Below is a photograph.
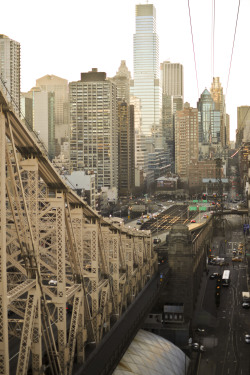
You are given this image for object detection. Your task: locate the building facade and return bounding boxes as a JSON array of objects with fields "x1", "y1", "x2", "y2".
[
  {"x1": 36, "y1": 74, "x2": 69, "y2": 126},
  {"x1": 130, "y1": 4, "x2": 161, "y2": 146},
  {"x1": 175, "y1": 107, "x2": 198, "y2": 179},
  {"x1": 236, "y1": 106, "x2": 250, "y2": 147},
  {"x1": 69, "y1": 69, "x2": 118, "y2": 190},
  {"x1": 210, "y1": 77, "x2": 228, "y2": 147},
  {"x1": 161, "y1": 61, "x2": 184, "y2": 172},
  {"x1": 161, "y1": 61, "x2": 183, "y2": 97},
  {"x1": 0, "y1": 34, "x2": 20, "y2": 115},
  {"x1": 110, "y1": 61, "x2": 135, "y2": 196},
  {"x1": 197, "y1": 89, "x2": 220, "y2": 146}
]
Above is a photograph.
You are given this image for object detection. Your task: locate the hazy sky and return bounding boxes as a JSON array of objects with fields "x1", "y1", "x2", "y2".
[{"x1": 2, "y1": 0, "x2": 249, "y2": 140}]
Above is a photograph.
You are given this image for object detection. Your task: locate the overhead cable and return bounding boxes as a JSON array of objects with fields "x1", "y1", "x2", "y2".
[
  {"x1": 187, "y1": 0, "x2": 199, "y2": 98},
  {"x1": 225, "y1": 0, "x2": 241, "y2": 96}
]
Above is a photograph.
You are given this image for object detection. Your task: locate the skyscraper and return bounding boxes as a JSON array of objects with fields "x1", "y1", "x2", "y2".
[
  {"x1": 197, "y1": 89, "x2": 220, "y2": 145},
  {"x1": 36, "y1": 74, "x2": 70, "y2": 156},
  {"x1": 210, "y1": 77, "x2": 228, "y2": 147},
  {"x1": 161, "y1": 61, "x2": 184, "y2": 97},
  {"x1": 0, "y1": 34, "x2": 20, "y2": 114},
  {"x1": 36, "y1": 74, "x2": 69, "y2": 126},
  {"x1": 161, "y1": 61, "x2": 184, "y2": 171},
  {"x1": 236, "y1": 106, "x2": 250, "y2": 147},
  {"x1": 175, "y1": 106, "x2": 198, "y2": 179},
  {"x1": 110, "y1": 61, "x2": 135, "y2": 196},
  {"x1": 131, "y1": 4, "x2": 161, "y2": 146},
  {"x1": 69, "y1": 69, "x2": 118, "y2": 190},
  {"x1": 27, "y1": 87, "x2": 56, "y2": 161}
]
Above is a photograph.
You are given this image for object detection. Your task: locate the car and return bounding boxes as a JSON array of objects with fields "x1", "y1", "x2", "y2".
[
  {"x1": 212, "y1": 202, "x2": 216, "y2": 205},
  {"x1": 210, "y1": 272, "x2": 219, "y2": 279},
  {"x1": 195, "y1": 328, "x2": 205, "y2": 333},
  {"x1": 232, "y1": 257, "x2": 242, "y2": 262},
  {"x1": 153, "y1": 238, "x2": 161, "y2": 244},
  {"x1": 190, "y1": 219, "x2": 196, "y2": 223},
  {"x1": 203, "y1": 214, "x2": 208, "y2": 218},
  {"x1": 48, "y1": 279, "x2": 57, "y2": 286},
  {"x1": 192, "y1": 343, "x2": 199, "y2": 351},
  {"x1": 245, "y1": 334, "x2": 250, "y2": 343},
  {"x1": 200, "y1": 345, "x2": 206, "y2": 352},
  {"x1": 242, "y1": 302, "x2": 250, "y2": 309}
]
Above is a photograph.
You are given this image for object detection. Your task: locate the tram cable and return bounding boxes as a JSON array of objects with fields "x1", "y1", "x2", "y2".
[
  {"x1": 225, "y1": 0, "x2": 241, "y2": 97},
  {"x1": 187, "y1": 0, "x2": 199, "y2": 99}
]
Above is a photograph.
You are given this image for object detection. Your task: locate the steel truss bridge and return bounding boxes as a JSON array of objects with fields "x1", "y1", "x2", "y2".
[{"x1": 0, "y1": 89, "x2": 158, "y2": 375}]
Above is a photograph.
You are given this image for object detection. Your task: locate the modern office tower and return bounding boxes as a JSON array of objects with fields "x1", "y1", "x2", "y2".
[
  {"x1": 210, "y1": 77, "x2": 228, "y2": 147},
  {"x1": 175, "y1": 107, "x2": 198, "y2": 179},
  {"x1": 0, "y1": 34, "x2": 20, "y2": 114},
  {"x1": 20, "y1": 93, "x2": 33, "y2": 129},
  {"x1": 197, "y1": 89, "x2": 220, "y2": 145},
  {"x1": 161, "y1": 61, "x2": 184, "y2": 172},
  {"x1": 25, "y1": 87, "x2": 55, "y2": 160},
  {"x1": 110, "y1": 61, "x2": 135, "y2": 196},
  {"x1": 161, "y1": 61, "x2": 184, "y2": 97},
  {"x1": 36, "y1": 75, "x2": 70, "y2": 154},
  {"x1": 130, "y1": 3, "x2": 161, "y2": 147},
  {"x1": 130, "y1": 95, "x2": 148, "y2": 173},
  {"x1": 36, "y1": 74, "x2": 69, "y2": 126},
  {"x1": 69, "y1": 68, "x2": 118, "y2": 190},
  {"x1": 236, "y1": 106, "x2": 250, "y2": 147}
]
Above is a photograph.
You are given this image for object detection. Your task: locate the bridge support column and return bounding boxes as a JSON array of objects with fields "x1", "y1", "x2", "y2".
[
  {"x1": 84, "y1": 221, "x2": 100, "y2": 343},
  {"x1": 51, "y1": 194, "x2": 67, "y2": 374},
  {"x1": 0, "y1": 110, "x2": 9, "y2": 374},
  {"x1": 70, "y1": 207, "x2": 87, "y2": 363},
  {"x1": 126, "y1": 236, "x2": 135, "y2": 303},
  {"x1": 20, "y1": 157, "x2": 42, "y2": 374},
  {"x1": 110, "y1": 231, "x2": 120, "y2": 315}
]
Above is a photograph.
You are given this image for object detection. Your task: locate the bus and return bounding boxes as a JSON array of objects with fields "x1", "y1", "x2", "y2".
[{"x1": 222, "y1": 270, "x2": 230, "y2": 286}]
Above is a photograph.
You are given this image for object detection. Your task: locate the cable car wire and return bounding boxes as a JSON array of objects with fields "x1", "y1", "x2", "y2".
[{"x1": 188, "y1": 0, "x2": 199, "y2": 98}]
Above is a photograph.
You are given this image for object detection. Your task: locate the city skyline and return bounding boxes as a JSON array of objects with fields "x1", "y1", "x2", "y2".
[{"x1": 1, "y1": 0, "x2": 249, "y2": 140}]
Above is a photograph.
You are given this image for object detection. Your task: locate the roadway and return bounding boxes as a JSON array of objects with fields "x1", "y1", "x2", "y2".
[{"x1": 191, "y1": 216, "x2": 250, "y2": 375}]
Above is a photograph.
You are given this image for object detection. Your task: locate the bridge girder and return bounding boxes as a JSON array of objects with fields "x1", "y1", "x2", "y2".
[{"x1": 0, "y1": 91, "x2": 157, "y2": 375}]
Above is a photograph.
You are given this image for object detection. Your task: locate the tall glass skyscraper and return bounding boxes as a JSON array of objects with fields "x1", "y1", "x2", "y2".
[
  {"x1": 130, "y1": 4, "x2": 161, "y2": 146},
  {"x1": 197, "y1": 89, "x2": 220, "y2": 145}
]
